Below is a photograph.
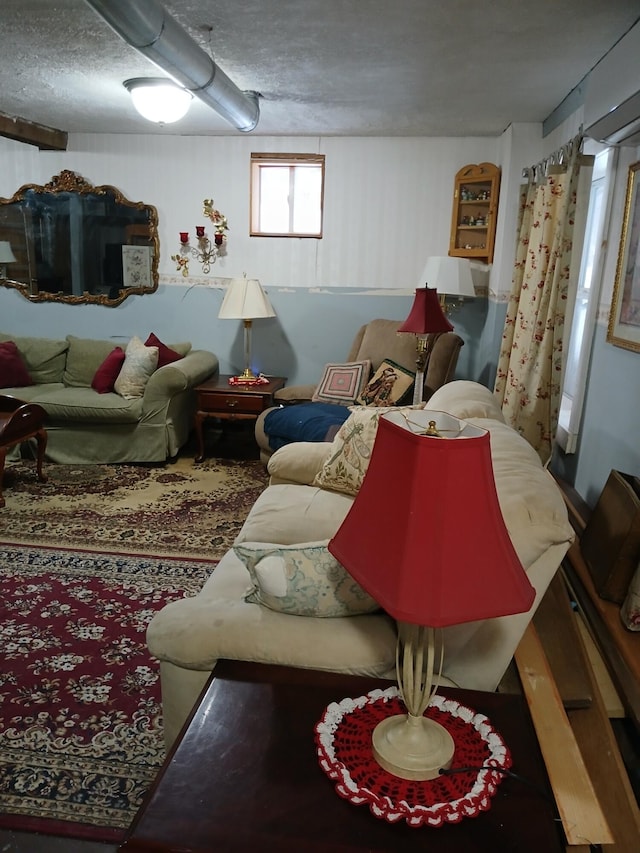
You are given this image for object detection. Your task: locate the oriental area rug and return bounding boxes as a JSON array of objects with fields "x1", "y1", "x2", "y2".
[
  {"x1": 0, "y1": 453, "x2": 269, "y2": 842},
  {"x1": 0, "y1": 454, "x2": 268, "y2": 560}
]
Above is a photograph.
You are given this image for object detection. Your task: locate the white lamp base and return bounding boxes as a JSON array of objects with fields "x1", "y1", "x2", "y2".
[{"x1": 372, "y1": 712, "x2": 455, "y2": 780}]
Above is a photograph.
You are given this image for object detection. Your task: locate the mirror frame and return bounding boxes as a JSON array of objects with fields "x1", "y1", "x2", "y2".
[{"x1": 0, "y1": 170, "x2": 159, "y2": 307}]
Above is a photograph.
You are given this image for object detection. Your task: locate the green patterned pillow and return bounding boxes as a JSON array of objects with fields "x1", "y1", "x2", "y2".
[{"x1": 234, "y1": 540, "x2": 380, "y2": 617}]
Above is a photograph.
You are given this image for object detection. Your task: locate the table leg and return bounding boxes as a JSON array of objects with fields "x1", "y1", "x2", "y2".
[
  {"x1": 35, "y1": 428, "x2": 48, "y2": 483},
  {"x1": 0, "y1": 446, "x2": 6, "y2": 508},
  {"x1": 194, "y1": 411, "x2": 206, "y2": 463}
]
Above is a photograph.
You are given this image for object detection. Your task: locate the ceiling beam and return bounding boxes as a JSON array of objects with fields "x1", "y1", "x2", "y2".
[{"x1": 0, "y1": 111, "x2": 67, "y2": 151}]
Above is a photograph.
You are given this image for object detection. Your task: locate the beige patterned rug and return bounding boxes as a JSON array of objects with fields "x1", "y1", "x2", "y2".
[{"x1": 0, "y1": 454, "x2": 269, "y2": 560}]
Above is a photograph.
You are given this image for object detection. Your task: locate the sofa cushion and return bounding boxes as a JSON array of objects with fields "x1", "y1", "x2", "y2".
[
  {"x1": 32, "y1": 386, "x2": 143, "y2": 423},
  {"x1": 114, "y1": 336, "x2": 159, "y2": 399},
  {"x1": 428, "y1": 380, "x2": 505, "y2": 422},
  {"x1": 64, "y1": 336, "x2": 122, "y2": 387},
  {"x1": 235, "y1": 483, "x2": 354, "y2": 546},
  {"x1": 0, "y1": 332, "x2": 69, "y2": 384},
  {"x1": 91, "y1": 347, "x2": 126, "y2": 394},
  {"x1": 311, "y1": 360, "x2": 371, "y2": 406},
  {"x1": 147, "y1": 549, "x2": 398, "y2": 680},
  {"x1": 313, "y1": 404, "x2": 424, "y2": 497},
  {"x1": 356, "y1": 357, "x2": 415, "y2": 406},
  {"x1": 234, "y1": 540, "x2": 380, "y2": 617},
  {"x1": 0, "y1": 341, "x2": 33, "y2": 388},
  {"x1": 469, "y1": 416, "x2": 574, "y2": 569}
]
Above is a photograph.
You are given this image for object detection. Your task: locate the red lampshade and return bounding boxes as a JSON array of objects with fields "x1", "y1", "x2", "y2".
[
  {"x1": 328, "y1": 410, "x2": 535, "y2": 628},
  {"x1": 398, "y1": 287, "x2": 454, "y2": 335}
]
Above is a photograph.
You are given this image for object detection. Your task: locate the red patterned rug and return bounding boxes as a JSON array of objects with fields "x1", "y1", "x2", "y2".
[{"x1": 0, "y1": 543, "x2": 214, "y2": 843}]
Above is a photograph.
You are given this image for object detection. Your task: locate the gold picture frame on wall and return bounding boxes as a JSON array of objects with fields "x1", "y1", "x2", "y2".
[{"x1": 608, "y1": 160, "x2": 640, "y2": 353}]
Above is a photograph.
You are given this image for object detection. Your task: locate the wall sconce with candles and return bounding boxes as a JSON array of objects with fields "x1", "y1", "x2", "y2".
[{"x1": 171, "y1": 199, "x2": 228, "y2": 276}]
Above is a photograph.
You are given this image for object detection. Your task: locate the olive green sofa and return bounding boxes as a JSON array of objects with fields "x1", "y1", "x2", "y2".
[{"x1": 0, "y1": 332, "x2": 218, "y2": 464}]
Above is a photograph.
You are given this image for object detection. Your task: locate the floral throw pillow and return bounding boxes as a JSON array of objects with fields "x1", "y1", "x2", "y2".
[
  {"x1": 234, "y1": 540, "x2": 380, "y2": 617},
  {"x1": 313, "y1": 404, "x2": 425, "y2": 496},
  {"x1": 114, "y1": 336, "x2": 159, "y2": 399}
]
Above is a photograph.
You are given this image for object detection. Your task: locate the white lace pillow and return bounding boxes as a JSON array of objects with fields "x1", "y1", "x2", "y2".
[
  {"x1": 313, "y1": 403, "x2": 425, "y2": 496},
  {"x1": 114, "y1": 336, "x2": 159, "y2": 399},
  {"x1": 234, "y1": 540, "x2": 380, "y2": 617}
]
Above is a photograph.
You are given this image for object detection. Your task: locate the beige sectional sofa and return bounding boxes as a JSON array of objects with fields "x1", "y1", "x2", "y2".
[
  {"x1": 0, "y1": 332, "x2": 218, "y2": 463},
  {"x1": 148, "y1": 379, "x2": 575, "y2": 748}
]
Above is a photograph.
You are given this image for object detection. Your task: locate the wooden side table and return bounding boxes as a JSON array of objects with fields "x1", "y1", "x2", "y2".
[
  {"x1": 120, "y1": 661, "x2": 563, "y2": 853},
  {"x1": 0, "y1": 396, "x2": 48, "y2": 508},
  {"x1": 193, "y1": 374, "x2": 286, "y2": 462}
]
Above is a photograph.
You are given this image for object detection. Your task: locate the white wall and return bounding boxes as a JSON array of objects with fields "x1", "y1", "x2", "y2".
[
  {"x1": 1, "y1": 129, "x2": 544, "y2": 384},
  {"x1": 25, "y1": 133, "x2": 505, "y2": 290}
]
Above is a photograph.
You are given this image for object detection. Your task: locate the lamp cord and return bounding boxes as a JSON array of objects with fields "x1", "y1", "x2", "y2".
[
  {"x1": 439, "y1": 767, "x2": 604, "y2": 852},
  {"x1": 439, "y1": 764, "x2": 553, "y2": 802}
]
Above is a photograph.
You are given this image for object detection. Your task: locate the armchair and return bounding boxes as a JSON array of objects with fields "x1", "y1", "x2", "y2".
[{"x1": 255, "y1": 319, "x2": 463, "y2": 462}]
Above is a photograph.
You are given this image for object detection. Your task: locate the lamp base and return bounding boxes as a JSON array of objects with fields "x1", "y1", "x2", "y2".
[
  {"x1": 372, "y1": 711, "x2": 455, "y2": 781},
  {"x1": 233, "y1": 368, "x2": 259, "y2": 383}
]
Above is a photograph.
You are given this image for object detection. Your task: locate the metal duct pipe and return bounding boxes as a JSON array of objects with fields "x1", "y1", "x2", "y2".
[{"x1": 84, "y1": 0, "x2": 260, "y2": 132}]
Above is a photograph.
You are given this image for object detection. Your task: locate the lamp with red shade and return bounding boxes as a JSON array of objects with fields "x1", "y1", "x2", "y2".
[
  {"x1": 327, "y1": 408, "x2": 535, "y2": 782},
  {"x1": 398, "y1": 286, "x2": 453, "y2": 405}
]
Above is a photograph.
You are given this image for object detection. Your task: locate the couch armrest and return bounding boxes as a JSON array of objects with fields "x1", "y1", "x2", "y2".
[
  {"x1": 142, "y1": 350, "x2": 218, "y2": 415},
  {"x1": 267, "y1": 441, "x2": 331, "y2": 485},
  {"x1": 274, "y1": 384, "x2": 316, "y2": 404}
]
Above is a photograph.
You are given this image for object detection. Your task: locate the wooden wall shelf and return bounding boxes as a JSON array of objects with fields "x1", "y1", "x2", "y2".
[{"x1": 449, "y1": 162, "x2": 500, "y2": 264}]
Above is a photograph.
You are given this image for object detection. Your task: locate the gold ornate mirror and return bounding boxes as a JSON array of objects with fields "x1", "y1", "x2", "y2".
[{"x1": 0, "y1": 171, "x2": 159, "y2": 306}]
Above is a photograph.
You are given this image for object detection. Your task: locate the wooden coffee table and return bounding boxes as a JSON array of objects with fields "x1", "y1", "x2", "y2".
[
  {"x1": 120, "y1": 661, "x2": 564, "y2": 852},
  {"x1": 0, "y1": 396, "x2": 47, "y2": 508}
]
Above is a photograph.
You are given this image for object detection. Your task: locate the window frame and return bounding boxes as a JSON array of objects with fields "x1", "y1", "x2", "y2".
[
  {"x1": 250, "y1": 152, "x2": 325, "y2": 238},
  {"x1": 557, "y1": 145, "x2": 618, "y2": 453}
]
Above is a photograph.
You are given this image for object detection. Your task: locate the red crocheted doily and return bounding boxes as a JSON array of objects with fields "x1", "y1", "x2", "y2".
[
  {"x1": 227, "y1": 375, "x2": 269, "y2": 386},
  {"x1": 314, "y1": 686, "x2": 511, "y2": 828}
]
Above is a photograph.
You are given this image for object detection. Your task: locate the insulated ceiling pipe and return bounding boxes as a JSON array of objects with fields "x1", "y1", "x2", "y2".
[{"x1": 84, "y1": 0, "x2": 260, "y2": 132}]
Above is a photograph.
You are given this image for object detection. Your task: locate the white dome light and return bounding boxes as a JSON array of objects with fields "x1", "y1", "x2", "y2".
[{"x1": 124, "y1": 78, "x2": 192, "y2": 124}]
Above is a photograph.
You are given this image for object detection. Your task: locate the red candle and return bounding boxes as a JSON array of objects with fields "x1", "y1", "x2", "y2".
[
  {"x1": 179, "y1": 232, "x2": 189, "y2": 244},
  {"x1": 214, "y1": 233, "x2": 224, "y2": 246},
  {"x1": 196, "y1": 225, "x2": 205, "y2": 238}
]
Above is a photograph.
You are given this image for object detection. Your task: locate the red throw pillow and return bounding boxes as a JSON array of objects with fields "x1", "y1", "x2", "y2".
[
  {"x1": 0, "y1": 341, "x2": 33, "y2": 388},
  {"x1": 91, "y1": 346, "x2": 126, "y2": 394},
  {"x1": 144, "y1": 332, "x2": 182, "y2": 368}
]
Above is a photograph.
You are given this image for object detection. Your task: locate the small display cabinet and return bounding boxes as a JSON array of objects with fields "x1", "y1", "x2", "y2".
[{"x1": 449, "y1": 162, "x2": 500, "y2": 264}]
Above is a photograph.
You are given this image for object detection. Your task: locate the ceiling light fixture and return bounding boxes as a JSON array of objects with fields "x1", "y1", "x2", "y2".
[
  {"x1": 124, "y1": 78, "x2": 192, "y2": 124},
  {"x1": 85, "y1": 0, "x2": 260, "y2": 133}
]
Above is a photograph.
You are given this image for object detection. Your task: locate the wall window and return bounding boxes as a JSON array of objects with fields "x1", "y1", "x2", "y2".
[
  {"x1": 557, "y1": 145, "x2": 617, "y2": 453},
  {"x1": 250, "y1": 153, "x2": 324, "y2": 237}
]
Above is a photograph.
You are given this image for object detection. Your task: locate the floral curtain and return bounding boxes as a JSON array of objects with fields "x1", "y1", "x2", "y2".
[{"x1": 494, "y1": 136, "x2": 589, "y2": 464}]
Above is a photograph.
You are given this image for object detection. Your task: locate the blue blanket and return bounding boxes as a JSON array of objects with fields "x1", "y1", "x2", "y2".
[{"x1": 264, "y1": 402, "x2": 351, "y2": 451}]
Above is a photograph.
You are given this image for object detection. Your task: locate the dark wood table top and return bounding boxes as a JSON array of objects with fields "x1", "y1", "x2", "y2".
[{"x1": 120, "y1": 661, "x2": 564, "y2": 853}]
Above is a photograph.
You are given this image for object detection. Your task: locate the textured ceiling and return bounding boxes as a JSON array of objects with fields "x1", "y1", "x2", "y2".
[{"x1": 1, "y1": 0, "x2": 639, "y2": 137}]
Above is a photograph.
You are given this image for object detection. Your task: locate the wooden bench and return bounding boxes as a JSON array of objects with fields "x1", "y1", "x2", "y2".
[{"x1": 513, "y1": 476, "x2": 640, "y2": 851}]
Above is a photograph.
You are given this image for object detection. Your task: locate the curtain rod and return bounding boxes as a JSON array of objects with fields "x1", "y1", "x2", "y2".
[{"x1": 522, "y1": 127, "x2": 584, "y2": 182}]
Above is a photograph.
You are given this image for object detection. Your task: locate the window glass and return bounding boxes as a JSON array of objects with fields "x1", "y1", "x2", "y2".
[
  {"x1": 250, "y1": 153, "x2": 324, "y2": 237},
  {"x1": 557, "y1": 146, "x2": 617, "y2": 453}
]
